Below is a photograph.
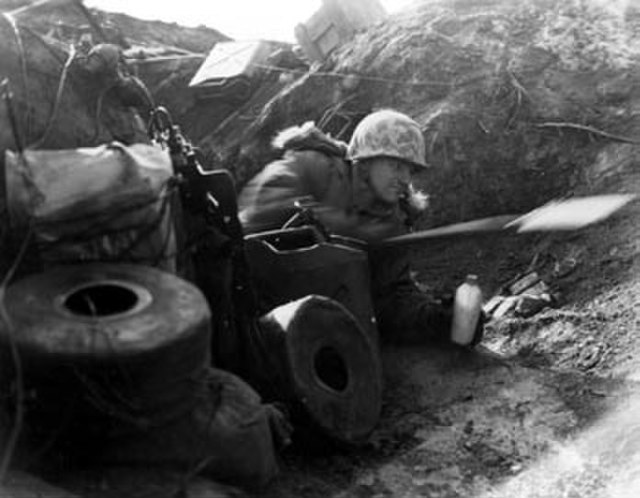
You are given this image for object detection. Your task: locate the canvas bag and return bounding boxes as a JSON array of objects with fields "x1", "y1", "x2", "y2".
[{"x1": 4, "y1": 142, "x2": 177, "y2": 272}]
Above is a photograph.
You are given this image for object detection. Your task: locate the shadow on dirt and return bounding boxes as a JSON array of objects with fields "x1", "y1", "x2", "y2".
[{"x1": 259, "y1": 344, "x2": 639, "y2": 498}]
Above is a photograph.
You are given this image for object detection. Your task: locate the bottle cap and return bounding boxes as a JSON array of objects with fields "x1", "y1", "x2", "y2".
[{"x1": 465, "y1": 274, "x2": 478, "y2": 283}]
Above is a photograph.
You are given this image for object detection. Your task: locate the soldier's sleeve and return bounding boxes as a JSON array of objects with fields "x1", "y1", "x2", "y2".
[
  {"x1": 238, "y1": 157, "x2": 308, "y2": 234},
  {"x1": 238, "y1": 150, "x2": 339, "y2": 234},
  {"x1": 368, "y1": 246, "x2": 453, "y2": 345}
]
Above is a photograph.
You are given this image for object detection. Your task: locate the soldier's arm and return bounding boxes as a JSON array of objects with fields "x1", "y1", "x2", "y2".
[{"x1": 368, "y1": 246, "x2": 453, "y2": 344}]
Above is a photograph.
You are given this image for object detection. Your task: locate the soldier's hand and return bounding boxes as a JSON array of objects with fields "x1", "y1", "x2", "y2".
[{"x1": 470, "y1": 310, "x2": 486, "y2": 347}]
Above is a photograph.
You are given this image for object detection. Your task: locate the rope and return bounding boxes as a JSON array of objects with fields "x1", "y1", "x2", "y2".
[
  {"x1": 90, "y1": 82, "x2": 116, "y2": 143},
  {"x1": 18, "y1": 24, "x2": 70, "y2": 66},
  {"x1": 2, "y1": 13, "x2": 32, "y2": 144},
  {"x1": 180, "y1": 41, "x2": 452, "y2": 91},
  {"x1": 534, "y1": 121, "x2": 640, "y2": 145},
  {"x1": 30, "y1": 44, "x2": 77, "y2": 149},
  {"x1": 1, "y1": 79, "x2": 25, "y2": 154},
  {"x1": 92, "y1": 178, "x2": 177, "y2": 264},
  {"x1": 66, "y1": 320, "x2": 211, "y2": 431},
  {"x1": 24, "y1": 173, "x2": 239, "y2": 272},
  {"x1": 251, "y1": 62, "x2": 452, "y2": 87}
]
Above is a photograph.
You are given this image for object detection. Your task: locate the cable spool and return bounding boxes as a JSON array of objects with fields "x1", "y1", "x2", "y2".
[
  {"x1": 256, "y1": 294, "x2": 382, "y2": 443},
  {"x1": 0, "y1": 263, "x2": 211, "y2": 461}
]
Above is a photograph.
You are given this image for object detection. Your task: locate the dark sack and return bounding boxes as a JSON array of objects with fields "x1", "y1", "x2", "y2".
[{"x1": 101, "y1": 367, "x2": 281, "y2": 490}]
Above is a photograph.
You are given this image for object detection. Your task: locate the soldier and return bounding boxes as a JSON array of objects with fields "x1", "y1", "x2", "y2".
[{"x1": 239, "y1": 109, "x2": 484, "y2": 346}]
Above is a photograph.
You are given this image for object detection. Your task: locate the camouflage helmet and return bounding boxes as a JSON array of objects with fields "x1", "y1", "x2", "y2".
[{"x1": 346, "y1": 110, "x2": 428, "y2": 168}]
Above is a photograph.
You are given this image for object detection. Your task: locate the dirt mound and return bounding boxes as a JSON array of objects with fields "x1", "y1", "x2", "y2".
[
  {"x1": 210, "y1": 0, "x2": 640, "y2": 221},
  {"x1": 93, "y1": 10, "x2": 229, "y2": 52},
  {"x1": 1, "y1": 0, "x2": 227, "y2": 51}
]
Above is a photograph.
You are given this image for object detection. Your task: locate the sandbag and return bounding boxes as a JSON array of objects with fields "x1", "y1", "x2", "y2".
[
  {"x1": 102, "y1": 368, "x2": 281, "y2": 490},
  {"x1": 4, "y1": 142, "x2": 177, "y2": 273}
]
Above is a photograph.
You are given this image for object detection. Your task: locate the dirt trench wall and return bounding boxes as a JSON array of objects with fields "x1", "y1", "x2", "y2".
[
  {"x1": 204, "y1": 0, "x2": 640, "y2": 226},
  {"x1": 0, "y1": 0, "x2": 226, "y2": 154},
  {"x1": 93, "y1": 10, "x2": 229, "y2": 52},
  {"x1": 0, "y1": 20, "x2": 150, "y2": 150},
  {"x1": 0, "y1": 19, "x2": 149, "y2": 182},
  {"x1": 199, "y1": 69, "x2": 370, "y2": 185}
]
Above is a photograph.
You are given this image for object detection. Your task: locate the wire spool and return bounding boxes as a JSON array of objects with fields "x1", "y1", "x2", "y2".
[
  {"x1": 255, "y1": 294, "x2": 382, "y2": 444},
  {"x1": 0, "y1": 263, "x2": 211, "y2": 463}
]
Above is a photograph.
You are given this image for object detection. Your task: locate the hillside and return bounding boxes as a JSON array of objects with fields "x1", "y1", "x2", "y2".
[{"x1": 0, "y1": 0, "x2": 228, "y2": 51}]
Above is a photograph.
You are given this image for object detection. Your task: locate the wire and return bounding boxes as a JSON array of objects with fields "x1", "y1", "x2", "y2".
[
  {"x1": 251, "y1": 62, "x2": 452, "y2": 87},
  {"x1": 34, "y1": 179, "x2": 179, "y2": 267},
  {"x1": 30, "y1": 44, "x2": 77, "y2": 149},
  {"x1": 175, "y1": 40, "x2": 452, "y2": 89},
  {"x1": 0, "y1": 224, "x2": 33, "y2": 483},
  {"x1": 2, "y1": 13, "x2": 32, "y2": 144}
]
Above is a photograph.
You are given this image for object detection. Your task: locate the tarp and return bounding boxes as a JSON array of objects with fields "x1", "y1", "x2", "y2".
[{"x1": 5, "y1": 142, "x2": 177, "y2": 272}]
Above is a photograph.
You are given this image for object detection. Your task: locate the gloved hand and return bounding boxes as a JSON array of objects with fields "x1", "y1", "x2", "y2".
[
  {"x1": 265, "y1": 402, "x2": 293, "y2": 449},
  {"x1": 468, "y1": 310, "x2": 486, "y2": 347}
]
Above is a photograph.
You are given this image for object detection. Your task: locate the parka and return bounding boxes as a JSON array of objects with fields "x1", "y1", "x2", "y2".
[{"x1": 238, "y1": 123, "x2": 459, "y2": 345}]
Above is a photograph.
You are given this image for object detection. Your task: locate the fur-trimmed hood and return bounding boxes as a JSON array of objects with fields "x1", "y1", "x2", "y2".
[{"x1": 272, "y1": 122, "x2": 348, "y2": 158}]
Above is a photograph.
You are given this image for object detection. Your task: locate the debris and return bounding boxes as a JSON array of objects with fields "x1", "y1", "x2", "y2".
[
  {"x1": 188, "y1": 40, "x2": 282, "y2": 101},
  {"x1": 487, "y1": 271, "x2": 556, "y2": 320},
  {"x1": 509, "y1": 271, "x2": 542, "y2": 295},
  {"x1": 483, "y1": 294, "x2": 505, "y2": 315},
  {"x1": 490, "y1": 296, "x2": 520, "y2": 320},
  {"x1": 295, "y1": 0, "x2": 387, "y2": 62},
  {"x1": 514, "y1": 293, "x2": 554, "y2": 318},
  {"x1": 523, "y1": 280, "x2": 550, "y2": 296}
]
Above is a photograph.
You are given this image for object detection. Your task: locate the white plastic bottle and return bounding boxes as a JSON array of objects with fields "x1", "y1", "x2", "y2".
[{"x1": 450, "y1": 274, "x2": 483, "y2": 346}]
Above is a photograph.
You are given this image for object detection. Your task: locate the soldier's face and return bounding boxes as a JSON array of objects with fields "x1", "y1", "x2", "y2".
[{"x1": 367, "y1": 158, "x2": 412, "y2": 204}]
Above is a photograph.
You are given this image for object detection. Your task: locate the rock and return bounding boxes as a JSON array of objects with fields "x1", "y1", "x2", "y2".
[
  {"x1": 514, "y1": 294, "x2": 553, "y2": 318},
  {"x1": 483, "y1": 294, "x2": 506, "y2": 315},
  {"x1": 522, "y1": 279, "x2": 550, "y2": 296},
  {"x1": 492, "y1": 296, "x2": 520, "y2": 319},
  {"x1": 509, "y1": 271, "x2": 542, "y2": 295}
]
